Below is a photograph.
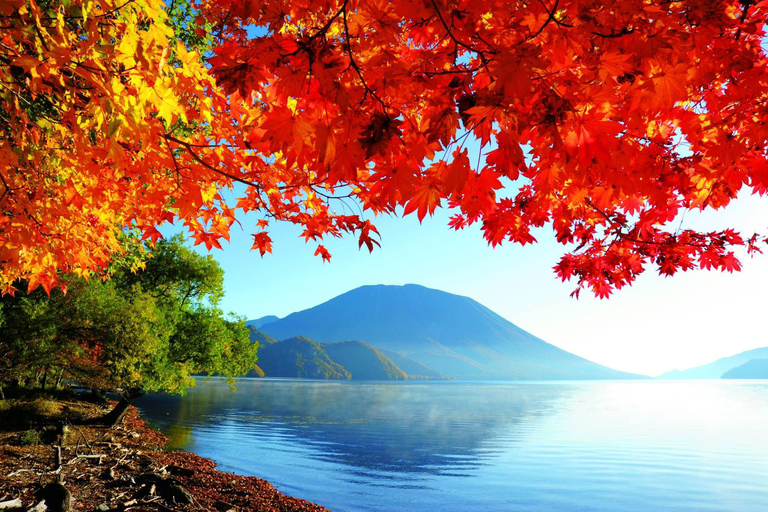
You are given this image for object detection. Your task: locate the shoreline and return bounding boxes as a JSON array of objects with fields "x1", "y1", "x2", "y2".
[{"x1": 0, "y1": 397, "x2": 329, "y2": 512}]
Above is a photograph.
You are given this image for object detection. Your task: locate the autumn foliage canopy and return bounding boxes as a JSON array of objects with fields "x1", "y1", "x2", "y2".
[{"x1": 2, "y1": 0, "x2": 768, "y2": 297}]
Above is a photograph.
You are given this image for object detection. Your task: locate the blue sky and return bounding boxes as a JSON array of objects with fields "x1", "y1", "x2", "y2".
[
  {"x1": 172, "y1": 26, "x2": 768, "y2": 378},
  {"x1": 175, "y1": 187, "x2": 768, "y2": 378},
  {"x1": 147, "y1": 0, "x2": 768, "y2": 379}
]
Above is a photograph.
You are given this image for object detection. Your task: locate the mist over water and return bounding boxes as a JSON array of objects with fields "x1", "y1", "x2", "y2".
[{"x1": 137, "y1": 379, "x2": 768, "y2": 512}]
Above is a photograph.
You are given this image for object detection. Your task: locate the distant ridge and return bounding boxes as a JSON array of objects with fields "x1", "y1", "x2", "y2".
[
  {"x1": 252, "y1": 335, "x2": 410, "y2": 380},
  {"x1": 660, "y1": 347, "x2": 768, "y2": 379},
  {"x1": 248, "y1": 327, "x2": 277, "y2": 346},
  {"x1": 323, "y1": 341, "x2": 408, "y2": 381},
  {"x1": 256, "y1": 284, "x2": 642, "y2": 380},
  {"x1": 256, "y1": 336, "x2": 351, "y2": 380},
  {"x1": 246, "y1": 315, "x2": 280, "y2": 329},
  {"x1": 379, "y1": 349, "x2": 443, "y2": 378},
  {"x1": 722, "y1": 359, "x2": 768, "y2": 379}
]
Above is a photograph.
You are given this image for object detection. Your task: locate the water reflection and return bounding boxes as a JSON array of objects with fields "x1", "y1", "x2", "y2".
[
  {"x1": 136, "y1": 380, "x2": 768, "y2": 512},
  {"x1": 137, "y1": 379, "x2": 569, "y2": 478}
]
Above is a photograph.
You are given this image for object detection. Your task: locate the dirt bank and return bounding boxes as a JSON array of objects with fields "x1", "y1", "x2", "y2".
[{"x1": 0, "y1": 397, "x2": 329, "y2": 512}]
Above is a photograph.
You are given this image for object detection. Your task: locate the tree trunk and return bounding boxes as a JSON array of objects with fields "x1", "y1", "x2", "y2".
[
  {"x1": 99, "y1": 389, "x2": 144, "y2": 425},
  {"x1": 0, "y1": 385, "x2": 5, "y2": 400}
]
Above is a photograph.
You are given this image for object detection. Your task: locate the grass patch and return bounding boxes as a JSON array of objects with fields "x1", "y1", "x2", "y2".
[
  {"x1": 20, "y1": 429, "x2": 41, "y2": 445},
  {"x1": 28, "y1": 398, "x2": 60, "y2": 417}
]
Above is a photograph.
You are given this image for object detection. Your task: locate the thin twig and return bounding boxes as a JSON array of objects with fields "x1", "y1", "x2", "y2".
[{"x1": 341, "y1": 6, "x2": 388, "y2": 114}]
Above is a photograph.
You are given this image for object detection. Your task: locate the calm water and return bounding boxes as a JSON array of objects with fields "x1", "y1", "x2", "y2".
[{"x1": 136, "y1": 379, "x2": 768, "y2": 512}]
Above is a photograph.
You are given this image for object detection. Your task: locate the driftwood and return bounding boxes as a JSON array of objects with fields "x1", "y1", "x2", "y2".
[
  {"x1": 65, "y1": 423, "x2": 93, "y2": 456},
  {"x1": 104, "y1": 466, "x2": 118, "y2": 481},
  {"x1": 130, "y1": 474, "x2": 194, "y2": 506},
  {"x1": 26, "y1": 501, "x2": 46, "y2": 512},
  {"x1": 6, "y1": 469, "x2": 34, "y2": 478},
  {"x1": 37, "y1": 482, "x2": 70, "y2": 512},
  {"x1": 213, "y1": 500, "x2": 238, "y2": 512},
  {"x1": 57, "y1": 425, "x2": 69, "y2": 448},
  {"x1": 0, "y1": 499, "x2": 23, "y2": 510},
  {"x1": 162, "y1": 465, "x2": 194, "y2": 478},
  {"x1": 150, "y1": 501, "x2": 180, "y2": 512},
  {"x1": 53, "y1": 446, "x2": 61, "y2": 470},
  {"x1": 3, "y1": 401, "x2": 199, "y2": 512},
  {"x1": 76, "y1": 454, "x2": 104, "y2": 465},
  {"x1": 1, "y1": 399, "x2": 327, "y2": 512},
  {"x1": 158, "y1": 483, "x2": 194, "y2": 505}
]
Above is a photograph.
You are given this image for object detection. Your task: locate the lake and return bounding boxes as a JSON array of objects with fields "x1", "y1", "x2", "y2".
[{"x1": 135, "y1": 379, "x2": 768, "y2": 512}]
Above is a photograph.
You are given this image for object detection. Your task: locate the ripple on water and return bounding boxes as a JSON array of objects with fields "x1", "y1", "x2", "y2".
[{"x1": 136, "y1": 380, "x2": 768, "y2": 512}]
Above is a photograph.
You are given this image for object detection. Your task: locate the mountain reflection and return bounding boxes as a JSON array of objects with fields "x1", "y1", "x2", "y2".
[
  {"x1": 136, "y1": 379, "x2": 570, "y2": 478},
  {"x1": 136, "y1": 380, "x2": 768, "y2": 512}
]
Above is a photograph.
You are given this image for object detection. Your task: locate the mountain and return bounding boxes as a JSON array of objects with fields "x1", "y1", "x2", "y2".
[
  {"x1": 722, "y1": 359, "x2": 768, "y2": 379},
  {"x1": 254, "y1": 336, "x2": 411, "y2": 380},
  {"x1": 322, "y1": 341, "x2": 408, "y2": 381},
  {"x1": 659, "y1": 347, "x2": 768, "y2": 379},
  {"x1": 379, "y1": 349, "x2": 443, "y2": 378},
  {"x1": 256, "y1": 336, "x2": 351, "y2": 380},
  {"x1": 259, "y1": 284, "x2": 641, "y2": 380},
  {"x1": 246, "y1": 315, "x2": 280, "y2": 329},
  {"x1": 247, "y1": 326, "x2": 277, "y2": 346}
]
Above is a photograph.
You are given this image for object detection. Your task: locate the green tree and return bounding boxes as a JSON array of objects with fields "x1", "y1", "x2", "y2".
[
  {"x1": 0, "y1": 236, "x2": 258, "y2": 423},
  {"x1": 0, "y1": 290, "x2": 62, "y2": 396}
]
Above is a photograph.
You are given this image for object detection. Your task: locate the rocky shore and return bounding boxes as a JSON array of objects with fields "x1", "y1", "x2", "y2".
[{"x1": 0, "y1": 397, "x2": 329, "y2": 512}]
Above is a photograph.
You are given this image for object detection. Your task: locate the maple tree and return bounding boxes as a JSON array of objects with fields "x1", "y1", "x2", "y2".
[{"x1": 3, "y1": 0, "x2": 768, "y2": 298}]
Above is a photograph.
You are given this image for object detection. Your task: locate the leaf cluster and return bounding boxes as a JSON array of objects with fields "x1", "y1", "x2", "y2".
[
  {"x1": 2, "y1": 0, "x2": 768, "y2": 298},
  {"x1": 200, "y1": 0, "x2": 768, "y2": 296}
]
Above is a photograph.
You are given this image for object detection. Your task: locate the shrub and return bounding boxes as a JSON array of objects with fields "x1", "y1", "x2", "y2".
[{"x1": 20, "y1": 429, "x2": 41, "y2": 446}]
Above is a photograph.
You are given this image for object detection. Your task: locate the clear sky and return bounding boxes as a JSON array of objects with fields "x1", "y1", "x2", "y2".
[{"x1": 176, "y1": 188, "x2": 768, "y2": 378}]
